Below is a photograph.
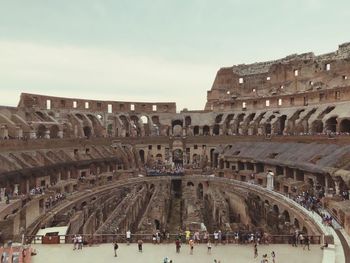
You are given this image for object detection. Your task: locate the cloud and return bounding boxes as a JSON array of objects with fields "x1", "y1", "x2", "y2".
[{"x1": 0, "y1": 40, "x2": 215, "y2": 110}]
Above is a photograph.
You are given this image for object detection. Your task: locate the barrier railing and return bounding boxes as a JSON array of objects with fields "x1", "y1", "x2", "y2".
[{"x1": 25, "y1": 233, "x2": 321, "y2": 245}]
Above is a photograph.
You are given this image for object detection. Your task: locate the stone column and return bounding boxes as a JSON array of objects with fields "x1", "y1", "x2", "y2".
[
  {"x1": 0, "y1": 188, "x2": 5, "y2": 201},
  {"x1": 335, "y1": 180, "x2": 340, "y2": 195},
  {"x1": 14, "y1": 184, "x2": 19, "y2": 196},
  {"x1": 266, "y1": 171, "x2": 274, "y2": 191}
]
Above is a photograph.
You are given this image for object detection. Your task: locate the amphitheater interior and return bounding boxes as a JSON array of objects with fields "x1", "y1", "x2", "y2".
[{"x1": 1, "y1": 42, "x2": 350, "y2": 262}]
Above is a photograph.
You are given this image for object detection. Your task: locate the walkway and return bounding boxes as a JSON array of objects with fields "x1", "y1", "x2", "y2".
[{"x1": 31, "y1": 243, "x2": 323, "y2": 263}]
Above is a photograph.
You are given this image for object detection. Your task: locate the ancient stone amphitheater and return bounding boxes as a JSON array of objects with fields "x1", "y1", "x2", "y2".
[{"x1": 1, "y1": 42, "x2": 350, "y2": 262}]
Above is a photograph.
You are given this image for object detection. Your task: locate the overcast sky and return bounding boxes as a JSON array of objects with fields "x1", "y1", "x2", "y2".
[{"x1": 0, "y1": 0, "x2": 349, "y2": 110}]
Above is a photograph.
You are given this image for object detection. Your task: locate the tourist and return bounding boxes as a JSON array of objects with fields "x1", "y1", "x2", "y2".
[
  {"x1": 254, "y1": 243, "x2": 258, "y2": 258},
  {"x1": 271, "y1": 251, "x2": 276, "y2": 263},
  {"x1": 303, "y1": 236, "x2": 310, "y2": 250},
  {"x1": 72, "y1": 235, "x2": 78, "y2": 250},
  {"x1": 207, "y1": 240, "x2": 212, "y2": 254},
  {"x1": 77, "y1": 235, "x2": 83, "y2": 249},
  {"x1": 113, "y1": 241, "x2": 119, "y2": 257},
  {"x1": 138, "y1": 239, "x2": 143, "y2": 252},
  {"x1": 213, "y1": 230, "x2": 219, "y2": 246},
  {"x1": 175, "y1": 239, "x2": 181, "y2": 253},
  {"x1": 189, "y1": 239, "x2": 194, "y2": 255},
  {"x1": 185, "y1": 229, "x2": 191, "y2": 242},
  {"x1": 126, "y1": 230, "x2": 131, "y2": 245}
]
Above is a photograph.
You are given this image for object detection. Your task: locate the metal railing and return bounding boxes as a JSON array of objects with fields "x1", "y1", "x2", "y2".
[{"x1": 25, "y1": 233, "x2": 321, "y2": 245}]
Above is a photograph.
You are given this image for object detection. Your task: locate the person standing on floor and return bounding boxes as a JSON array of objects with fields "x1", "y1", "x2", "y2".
[
  {"x1": 138, "y1": 239, "x2": 143, "y2": 252},
  {"x1": 113, "y1": 241, "x2": 119, "y2": 257}
]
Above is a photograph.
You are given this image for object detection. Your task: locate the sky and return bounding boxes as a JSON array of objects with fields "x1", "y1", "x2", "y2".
[{"x1": 0, "y1": 0, "x2": 349, "y2": 111}]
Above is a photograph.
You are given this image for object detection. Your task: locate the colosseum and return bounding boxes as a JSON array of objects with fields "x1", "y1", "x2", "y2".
[{"x1": 1, "y1": 43, "x2": 350, "y2": 263}]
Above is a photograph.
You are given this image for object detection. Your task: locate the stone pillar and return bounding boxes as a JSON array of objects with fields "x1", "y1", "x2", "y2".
[
  {"x1": 266, "y1": 171, "x2": 274, "y2": 191},
  {"x1": 199, "y1": 127, "x2": 203, "y2": 135},
  {"x1": 0, "y1": 188, "x2": 5, "y2": 201},
  {"x1": 58, "y1": 130, "x2": 64, "y2": 138},
  {"x1": 335, "y1": 180, "x2": 340, "y2": 195},
  {"x1": 29, "y1": 131, "x2": 36, "y2": 139},
  {"x1": 324, "y1": 175, "x2": 329, "y2": 194},
  {"x1": 14, "y1": 184, "x2": 19, "y2": 196},
  {"x1": 26, "y1": 180, "x2": 30, "y2": 194},
  {"x1": 44, "y1": 130, "x2": 50, "y2": 139}
]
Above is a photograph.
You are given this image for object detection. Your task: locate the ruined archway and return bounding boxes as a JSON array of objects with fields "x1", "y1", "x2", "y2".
[
  {"x1": 49, "y1": 125, "x2": 59, "y2": 139},
  {"x1": 339, "y1": 119, "x2": 350, "y2": 133},
  {"x1": 83, "y1": 126, "x2": 92, "y2": 138},
  {"x1": 203, "y1": 125, "x2": 210, "y2": 135},
  {"x1": 311, "y1": 120, "x2": 323, "y2": 133},
  {"x1": 325, "y1": 117, "x2": 337, "y2": 132},
  {"x1": 37, "y1": 124, "x2": 46, "y2": 138}
]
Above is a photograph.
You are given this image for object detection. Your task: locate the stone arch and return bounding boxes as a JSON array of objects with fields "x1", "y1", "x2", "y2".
[
  {"x1": 325, "y1": 116, "x2": 337, "y2": 132},
  {"x1": 83, "y1": 126, "x2": 92, "y2": 138},
  {"x1": 197, "y1": 183, "x2": 204, "y2": 199},
  {"x1": 272, "y1": 204, "x2": 279, "y2": 214},
  {"x1": 265, "y1": 123, "x2": 272, "y2": 135},
  {"x1": 282, "y1": 210, "x2": 290, "y2": 223},
  {"x1": 215, "y1": 114, "x2": 223, "y2": 123},
  {"x1": 185, "y1": 116, "x2": 191, "y2": 126},
  {"x1": 156, "y1": 153, "x2": 162, "y2": 161},
  {"x1": 311, "y1": 120, "x2": 324, "y2": 133},
  {"x1": 139, "y1": 150, "x2": 145, "y2": 163},
  {"x1": 37, "y1": 124, "x2": 47, "y2": 138},
  {"x1": 213, "y1": 124, "x2": 220, "y2": 135},
  {"x1": 203, "y1": 125, "x2": 210, "y2": 135},
  {"x1": 140, "y1": 115, "x2": 148, "y2": 124},
  {"x1": 294, "y1": 218, "x2": 300, "y2": 229},
  {"x1": 187, "y1": 181, "x2": 194, "y2": 187},
  {"x1": 302, "y1": 226, "x2": 308, "y2": 234},
  {"x1": 49, "y1": 125, "x2": 59, "y2": 139},
  {"x1": 193, "y1": 126, "x2": 199, "y2": 136},
  {"x1": 107, "y1": 123, "x2": 113, "y2": 136},
  {"x1": 339, "y1": 119, "x2": 350, "y2": 133},
  {"x1": 277, "y1": 115, "x2": 287, "y2": 135}
]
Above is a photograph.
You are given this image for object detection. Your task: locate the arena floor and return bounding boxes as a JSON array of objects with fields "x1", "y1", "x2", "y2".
[{"x1": 31, "y1": 243, "x2": 323, "y2": 263}]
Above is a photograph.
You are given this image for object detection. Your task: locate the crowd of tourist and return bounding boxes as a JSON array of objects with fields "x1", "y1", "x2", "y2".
[
  {"x1": 146, "y1": 163, "x2": 184, "y2": 176},
  {"x1": 45, "y1": 193, "x2": 66, "y2": 209},
  {"x1": 29, "y1": 187, "x2": 45, "y2": 195}
]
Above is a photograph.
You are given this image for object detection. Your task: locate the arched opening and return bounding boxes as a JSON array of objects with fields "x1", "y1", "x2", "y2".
[
  {"x1": 203, "y1": 125, "x2": 210, "y2": 136},
  {"x1": 282, "y1": 210, "x2": 290, "y2": 223},
  {"x1": 302, "y1": 226, "x2": 308, "y2": 235},
  {"x1": 154, "y1": 219, "x2": 160, "y2": 230},
  {"x1": 172, "y1": 120, "x2": 183, "y2": 136},
  {"x1": 197, "y1": 183, "x2": 203, "y2": 199},
  {"x1": 339, "y1": 119, "x2": 350, "y2": 133},
  {"x1": 50, "y1": 125, "x2": 59, "y2": 139},
  {"x1": 185, "y1": 116, "x2": 191, "y2": 127},
  {"x1": 107, "y1": 124, "x2": 113, "y2": 136},
  {"x1": 278, "y1": 115, "x2": 287, "y2": 135},
  {"x1": 294, "y1": 218, "x2": 300, "y2": 229},
  {"x1": 37, "y1": 124, "x2": 46, "y2": 138},
  {"x1": 187, "y1": 182, "x2": 194, "y2": 187},
  {"x1": 140, "y1": 115, "x2": 148, "y2": 124},
  {"x1": 83, "y1": 126, "x2": 92, "y2": 138},
  {"x1": 265, "y1": 123, "x2": 272, "y2": 135},
  {"x1": 311, "y1": 120, "x2": 323, "y2": 133},
  {"x1": 213, "y1": 124, "x2": 220, "y2": 135},
  {"x1": 139, "y1": 150, "x2": 145, "y2": 163},
  {"x1": 173, "y1": 149, "x2": 183, "y2": 165},
  {"x1": 325, "y1": 117, "x2": 337, "y2": 132},
  {"x1": 193, "y1": 126, "x2": 199, "y2": 136},
  {"x1": 215, "y1": 114, "x2": 223, "y2": 123},
  {"x1": 273, "y1": 205, "x2": 279, "y2": 214},
  {"x1": 156, "y1": 153, "x2": 162, "y2": 161},
  {"x1": 151, "y1": 116, "x2": 160, "y2": 125}
]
